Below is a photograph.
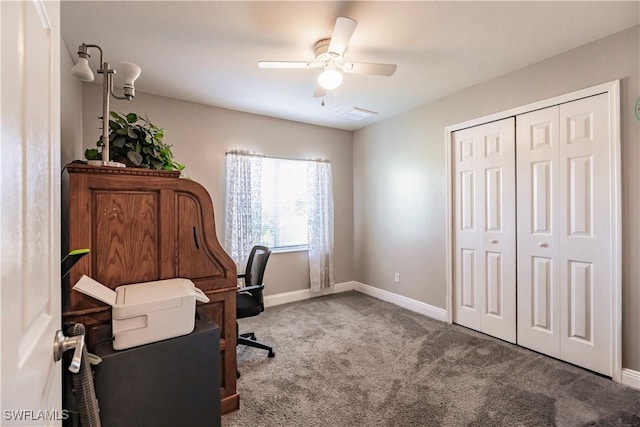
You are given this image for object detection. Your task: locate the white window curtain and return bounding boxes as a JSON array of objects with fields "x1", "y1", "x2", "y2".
[
  {"x1": 307, "y1": 160, "x2": 334, "y2": 292},
  {"x1": 224, "y1": 150, "x2": 262, "y2": 269}
]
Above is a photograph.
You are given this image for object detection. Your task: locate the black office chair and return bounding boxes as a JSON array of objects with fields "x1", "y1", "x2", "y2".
[{"x1": 236, "y1": 245, "x2": 275, "y2": 359}]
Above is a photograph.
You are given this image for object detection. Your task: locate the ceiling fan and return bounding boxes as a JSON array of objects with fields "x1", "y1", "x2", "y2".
[{"x1": 258, "y1": 17, "x2": 397, "y2": 98}]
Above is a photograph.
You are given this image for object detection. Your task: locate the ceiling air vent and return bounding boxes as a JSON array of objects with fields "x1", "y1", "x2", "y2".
[{"x1": 339, "y1": 107, "x2": 377, "y2": 121}]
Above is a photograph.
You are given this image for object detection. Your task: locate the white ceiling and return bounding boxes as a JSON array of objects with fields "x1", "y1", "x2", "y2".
[{"x1": 61, "y1": 1, "x2": 639, "y2": 131}]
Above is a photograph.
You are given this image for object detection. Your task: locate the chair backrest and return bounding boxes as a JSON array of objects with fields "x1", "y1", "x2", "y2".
[{"x1": 243, "y1": 245, "x2": 271, "y2": 287}]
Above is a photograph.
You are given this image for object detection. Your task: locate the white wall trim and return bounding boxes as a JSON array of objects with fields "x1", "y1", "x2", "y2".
[
  {"x1": 264, "y1": 281, "x2": 355, "y2": 308},
  {"x1": 353, "y1": 282, "x2": 448, "y2": 322},
  {"x1": 264, "y1": 281, "x2": 447, "y2": 323},
  {"x1": 621, "y1": 369, "x2": 640, "y2": 390},
  {"x1": 444, "y1": 80, "x2": 623, "y2": 382}
]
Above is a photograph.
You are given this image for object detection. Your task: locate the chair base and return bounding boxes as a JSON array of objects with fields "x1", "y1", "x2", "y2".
[
  {"x1": 238, "y1": 332, "x2": 275, "y2": 358},
  {"x1": 236, "y1": 332, "x2": 275, "y2": 378}
]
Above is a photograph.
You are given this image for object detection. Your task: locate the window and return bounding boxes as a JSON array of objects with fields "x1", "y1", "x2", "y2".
[{"x1": 260, "y1": 157, "x2": 309, "y2": 250}]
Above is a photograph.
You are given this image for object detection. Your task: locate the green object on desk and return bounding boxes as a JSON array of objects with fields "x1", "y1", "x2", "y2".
[{"x1": 62, "y1": 248, "x2": 90, "y2": 279}]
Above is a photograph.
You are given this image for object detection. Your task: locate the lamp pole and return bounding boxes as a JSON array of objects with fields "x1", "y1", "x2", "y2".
[
  {"x1": 98, "y1": 62, "x2": 114, "y2": 165},
  {"x1": 72, "y1": 43, "x2": 140, "y2": 167}
]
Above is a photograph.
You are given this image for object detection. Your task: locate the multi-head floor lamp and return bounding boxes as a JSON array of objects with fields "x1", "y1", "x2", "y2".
[{"x1": 71, "y1": 43, "x2": 141, "y2": 167}]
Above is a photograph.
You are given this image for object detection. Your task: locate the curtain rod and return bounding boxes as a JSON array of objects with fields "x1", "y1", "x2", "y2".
[{"x1": 226, "y1": 150, "x2": 330, "y2": 163}]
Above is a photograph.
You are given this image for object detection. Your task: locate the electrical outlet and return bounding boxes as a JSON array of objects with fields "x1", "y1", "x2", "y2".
[{"x1": 394, "y1": 273, "x2": 400, "y2": 283}]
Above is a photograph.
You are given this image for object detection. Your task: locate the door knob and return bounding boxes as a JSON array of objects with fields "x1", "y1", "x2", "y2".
[
  {"x1": 538, "y1": 242, "x2": 549, "y2": 248},
  {"x1": 490, "y1": 239, "x2": 499, "y2": 244},
  {"x1": 53, "y1": 330, "x2": 84, "y2": 373}
]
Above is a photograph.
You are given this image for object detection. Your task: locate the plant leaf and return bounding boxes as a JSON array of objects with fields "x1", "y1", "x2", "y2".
[
  {"x1": 127, "y1": 128, "x2": 138, "y2": 139},
  {"x1": 112, "y1": 136, "x2": 126, "y2": 148},
  {"x1": 126, "y1": 113, "x2": 138, "y2": 123},
  {"x1": 127, "y1": 151, "x2": 143, "y2": 166},
  {"x1": 85, "y1": 148, "x2": 100, "y2": 160}
]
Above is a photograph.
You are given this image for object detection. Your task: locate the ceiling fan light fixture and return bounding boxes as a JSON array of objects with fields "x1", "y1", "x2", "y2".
[{"x1": 318, "y1": 68, "x2": 343, "y2": 90}]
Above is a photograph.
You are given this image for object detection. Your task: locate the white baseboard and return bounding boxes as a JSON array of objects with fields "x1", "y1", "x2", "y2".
[
  {"x1": 352, "y1": 282, "x2": 448, "y2": 322},
  {"x1": 264, "y1": 280, "x2": 447, "y2": 323},
  {"x1": 264, "y1": 281, "x2": 355, "y2": 308},
  {"x1": 621, "y1": 368, "x2": 640, "y2": 390}
]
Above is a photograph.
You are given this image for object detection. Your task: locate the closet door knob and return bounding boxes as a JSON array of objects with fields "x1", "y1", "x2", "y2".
[
  {"x1": 490, "y1": 239, "x2": 498, "y2": 244},
  {"x1": 538, "y1": 242, "x2": 549, "y2": 248}
]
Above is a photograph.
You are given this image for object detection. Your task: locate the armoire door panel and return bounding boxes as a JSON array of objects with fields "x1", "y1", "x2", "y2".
[{"x1": 93, "y1": 191, "x2": 160, "y2": 287}]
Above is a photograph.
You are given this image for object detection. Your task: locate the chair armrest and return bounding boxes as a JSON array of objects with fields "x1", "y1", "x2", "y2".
[
  {"x1": 237, "y1": 284, "x2": 265, "y2": 310},
  {"x1": 237, "y1": 284, "x2": 264, "y2": 294}
]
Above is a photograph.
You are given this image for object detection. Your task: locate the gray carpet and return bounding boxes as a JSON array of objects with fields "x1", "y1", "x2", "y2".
[{"x1": 222, "y1": 291, "x2": 640, "y2": 427}]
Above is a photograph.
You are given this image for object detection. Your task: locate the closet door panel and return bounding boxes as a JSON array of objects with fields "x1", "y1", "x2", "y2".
[
  {"x1": 455, "y1": 133, "x2": 482, "y2": 329},
  {"x1": 559, "y1": 94, "x2": 611, "y2": 376},
  {"x1": 516, "y1": 107, "x2": 561, "y2": 358},
  {"x1": 454, "y1": 118, "x2": 516, "y2": 343}
]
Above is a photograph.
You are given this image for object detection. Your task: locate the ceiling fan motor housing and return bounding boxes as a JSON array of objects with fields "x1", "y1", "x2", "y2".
[{"x1": 314, "y1": 39, "x2": 343, "y2": 69}]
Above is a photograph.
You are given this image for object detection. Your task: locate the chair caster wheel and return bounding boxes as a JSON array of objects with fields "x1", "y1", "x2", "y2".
[{"x1": 268, "y1": 350, "x2": 275, "y2": 358}]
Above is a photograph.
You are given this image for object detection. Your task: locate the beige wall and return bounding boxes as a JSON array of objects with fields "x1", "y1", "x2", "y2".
[
  {"x1": 60, "y1": 38, "x2": 83, "y2": 256},
  {"x1": 79, "y1": 85, "x2": 354, "y2": 295},
  {"x1": 354, "y1": 26, "x2": 640, "y2": 370}
]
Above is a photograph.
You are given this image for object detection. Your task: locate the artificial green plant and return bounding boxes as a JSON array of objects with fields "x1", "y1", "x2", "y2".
[{"x1": 85, "y1": 111, "x2": 185, "y2": 171}]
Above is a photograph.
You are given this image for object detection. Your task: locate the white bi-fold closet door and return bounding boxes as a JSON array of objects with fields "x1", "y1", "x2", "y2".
[
  {"x1": 454, "y1": 118, "x2": 517, "y2": 344},
  {"x1": 516, "y1": 94, "x2": 612, "y2": 375},
  {"x1": 453, "y1": 93, "x2": 613, "y2": 376}
]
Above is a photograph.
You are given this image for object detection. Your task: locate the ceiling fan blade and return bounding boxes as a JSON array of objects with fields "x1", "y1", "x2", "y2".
[
  {"x1": 313, "y1": 84, "x2": 327, "y2": 98},
  {"x1": 343, "y1": 62, "x2": 397, "y2": 76},
  {"x1": 258, "y1": 61, "x2": 316, "y2": 69},
  {"x1": 328, "y1": 17, "x2": 357, "y2": 55}
]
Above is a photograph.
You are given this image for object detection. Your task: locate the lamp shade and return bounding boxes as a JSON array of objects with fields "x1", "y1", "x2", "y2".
[
  {"x1": 71, "y1": 57, "x2": 94, "y2": 82},
  {"x1": 119, "y1": 62, "x2": 142, "y2": 88},
  {"x1": 318, "y1": 68, "x2": 343, "y2": 90}
]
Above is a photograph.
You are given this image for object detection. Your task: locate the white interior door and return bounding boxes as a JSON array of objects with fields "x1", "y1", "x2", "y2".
[
  {"x1": 558, "y1": 94, "x2": 612, "y2": 376},
  {"x1": 516, "y1": 94, "x2": 612, "y2": 376},
  {"x1": 1, "y1": 1, "x2": 62, "y2": 424},
  {"x1": 453, "y1": 118, "x2": 517, "y2": 343},
  {"x1": 516, "y1": 106, "x2": 561, "y2": 358}
]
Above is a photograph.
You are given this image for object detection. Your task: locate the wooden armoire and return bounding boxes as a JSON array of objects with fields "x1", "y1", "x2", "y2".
[{"x1": 63, "y1": 163, "x2": 239, "y2": 414}]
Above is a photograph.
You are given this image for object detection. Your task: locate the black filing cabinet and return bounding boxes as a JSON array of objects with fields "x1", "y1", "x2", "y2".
[{"x1": 94, "y1": 310, "x2": 221, "y2": 427}]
